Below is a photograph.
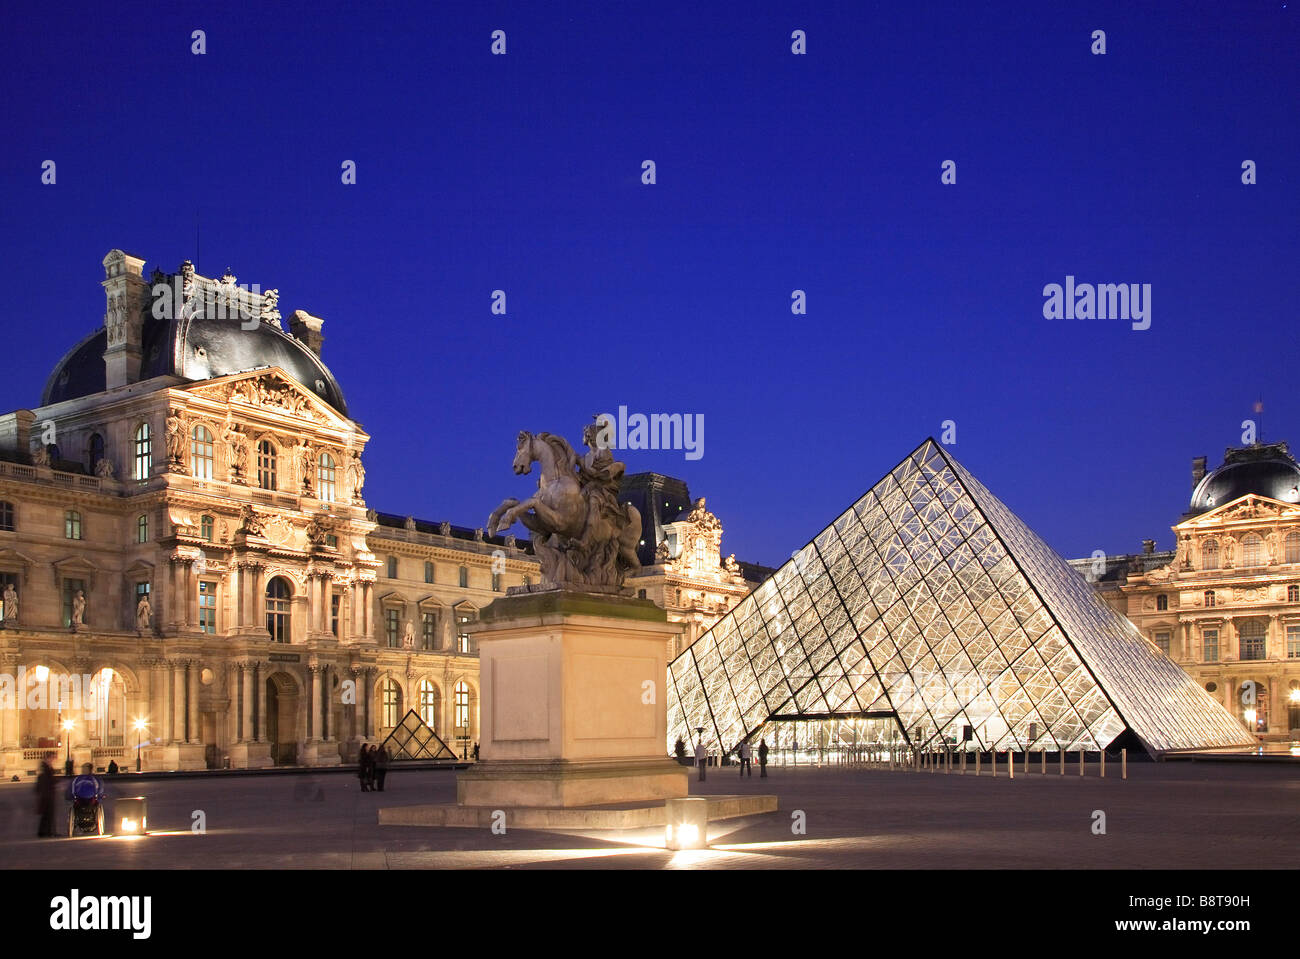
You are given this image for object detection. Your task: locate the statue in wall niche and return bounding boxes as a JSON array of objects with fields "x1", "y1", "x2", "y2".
[
  {"x1": 486, "y1": 425, "x2": 641, "y2": 591},
  {"x1": 94, "y1": 457, "x2": 115, "y2": 479},
  {"x1": 346, "y1": 450, "x2": 366, "y2": 501},
  {"x1": 31, "y1": 446, "x2": 50, "y2": 467},
  {"x1": 306, "y1": 514, "x2": 331, "y2": 548},
  {"x1": 71, "y1": 590, "x2": 86, "y2": 631},
  {"x1": 2, "y1": 583, "x2": 18, "y2": 625},
  {"x1": 136, "y1": 594, "x2": 152, "y2": 632},
  {"x1": 296, "y1": 443, "x2": 315, "y2": 493},
  {"x1": 224, "y1": 423, "x2": 248, "y2": 479},
  {"x1": 403, "y1": 620, "x2": 415, "y2": 649},
  {"x1": 165, "y1": 413, "x2": 186, "y2": 465}
]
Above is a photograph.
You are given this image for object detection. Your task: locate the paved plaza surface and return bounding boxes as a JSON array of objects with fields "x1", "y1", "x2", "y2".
[{"x1": 1, "y1": 761, "x2": 1295, "y2": 870}]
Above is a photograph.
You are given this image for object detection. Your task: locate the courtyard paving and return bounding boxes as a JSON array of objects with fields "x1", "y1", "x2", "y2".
[{"x1": 0, "y1": 760, "x2": 1295, "y2": 869}]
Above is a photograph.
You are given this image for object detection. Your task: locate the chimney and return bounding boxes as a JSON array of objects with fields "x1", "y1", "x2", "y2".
[
  {"x1": 289, "y1": 310, "x2": 324, "y2": 357},
  {"x1": 1142, "y1": 539, "x2": 1155, "y2": 555},
  {"x1": 101, "y1": 250, "x2": 148, "y2": 389},
  {"x1": 0, "y1": 410, "x2": 35, "y2": 455},
  {"x1": 1191, "y1": 455, "x2": 1207, "y2": 489}
]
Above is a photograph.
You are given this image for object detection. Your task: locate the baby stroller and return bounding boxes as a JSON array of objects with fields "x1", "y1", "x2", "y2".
[{"x1": 67, "y1": 774, "x2": 106, "y2": 837}]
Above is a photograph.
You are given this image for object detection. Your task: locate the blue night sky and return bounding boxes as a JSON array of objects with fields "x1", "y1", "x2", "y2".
[{"x1": 1, "y1": 1, "x2": 1297, "y2": 568}]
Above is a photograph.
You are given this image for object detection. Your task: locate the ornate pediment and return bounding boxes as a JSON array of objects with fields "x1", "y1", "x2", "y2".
[
  {"x1": 182, "y1": 368, "x2": 347, "y2": 427},
  {"x1": 1179, "y1": 493, "x2": 1300, "y2": 528}
]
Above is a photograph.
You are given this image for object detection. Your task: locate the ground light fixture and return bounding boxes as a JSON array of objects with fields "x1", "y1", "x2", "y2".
[
  {"x1": 61, "y1": 719, "x2": 74, "y2": 767},
  {"x1": 665, "y1": 797, "x2": 708, "y2": 850},
  {"x1": 116, "y1": 797, "x2": 147, "y2": 835},
  {"x1": 133, "y1": 717, "x2": 147, "y2": 772}
]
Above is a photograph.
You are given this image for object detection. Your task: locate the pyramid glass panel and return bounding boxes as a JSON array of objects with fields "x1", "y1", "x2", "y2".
[{"x1": 667, "y1": 438, "x2": 1256, "y2": 758}]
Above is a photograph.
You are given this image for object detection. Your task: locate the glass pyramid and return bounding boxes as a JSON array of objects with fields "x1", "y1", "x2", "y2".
[{"x1": 666, "y1": 439, "x2": 1256, "y2": 758}]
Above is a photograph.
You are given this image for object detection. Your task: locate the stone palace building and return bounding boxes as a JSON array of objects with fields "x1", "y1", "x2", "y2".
[
  {"x1": 0, "y1": 250, "x2": 767, "y2": 776},
  {"x1": 1070, "y1": 442, "x2": 1300, "y2": 742}
]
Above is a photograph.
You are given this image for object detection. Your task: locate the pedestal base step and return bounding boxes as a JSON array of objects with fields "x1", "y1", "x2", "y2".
[{"x1": 378, "y1": 794, "x2": 777, "y2": 830}]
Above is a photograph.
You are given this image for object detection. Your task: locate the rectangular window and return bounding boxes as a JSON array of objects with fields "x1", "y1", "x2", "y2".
[
  {"x1": 65, "y1": 511, "x2": 82, "y2": 540},
  {"x1": 422, "y1": 611, "x2": 436, "y2": 650},
  {"x1": 1202, "y1": 628, "x2": 1219, "y2": 663},
  {"x1": 424, "y1": 562, "x2": 434, "y2": 584},
  {"x1": 0, "y1": 501, "x2": 15, "y2": 531},
  {"x1": 1154, "y1": 631, "x2": 1171, "y2": 655},
  {"x1": 1240, "y1": 624, "x2": 1266, "y2": 661},
  {"x1": 1287, "y1": 625, "x2": 1300, "y2": 659},
  {"x1": 331, "y1": 593, "x2": 340, "y2": 638},
  {"x1": 387, "y1": 556, "x2": 398, "y2": 578},
  {"x1": 198, "y1": 581, "x2": 217, "y2": 634},
  {"x1": 200, "y1": 515, "x2": 214, "y2": 542},
  {"x1": 62, "y1": 578, "x2": 86, "y2": 628},
  {"x1": 457, "y1": 614, "x2": 474, "y2": 654},
  {"x1": 257, "y1": 441, "x2": 276, "y2": 490},
  {"x1": 137, "y1": 514, "x2": 149, "y2": 543},
  {"x1": 491, "y1": 572, "x2": 501, "y2": 592},
  {"x1": 458, "y1": 566, "x2": 468, "y2": 588},
  {"x1": 385, "y1": 608, "x2": 400, "y2": 647},
  {"x1": 325, "y1": 534, "x2": 338, "y2": 549}
]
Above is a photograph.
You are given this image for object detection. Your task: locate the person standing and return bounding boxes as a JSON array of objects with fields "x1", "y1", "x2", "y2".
[
  {"x1": 758, "y1": 738, "x2": 769, "y2": 778},
  {"x1": 374, "y1": 744, "x2": 389, "y2": 792},
  {"x1": 738, "y1": 740, "x2": 752, "y2": 777},
  {"x1": 358, "y1": 744, "x2": 372, "y2": 792},
  {"x1": 34, "y1": 754, "x2": 56, "y2": 837},
  {"x1": 695, "y1": 738, "x2": 708, "y2": 782}
]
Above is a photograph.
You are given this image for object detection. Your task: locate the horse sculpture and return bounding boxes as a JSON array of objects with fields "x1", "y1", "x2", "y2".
[{"x1": 487, "y1": 428, "x2": 642, "y2": 590}]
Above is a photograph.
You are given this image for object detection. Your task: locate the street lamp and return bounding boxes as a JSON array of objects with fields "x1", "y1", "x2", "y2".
[
  {"x1": 133, "y1": 718, "x2": 148, "y2": 772},
  {"x1": 61, "y1": 719, "x2": 74, "y2": 772}
]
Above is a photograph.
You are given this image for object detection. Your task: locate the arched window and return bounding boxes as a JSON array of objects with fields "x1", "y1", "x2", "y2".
[
  {"x1": 133, "y1": 423, "x2": 151, "y2": 480},
  {"x1": 200, "y1": 515, "x2": 214, "y2": 541},
  {"x1": 86, "y1": 433, "x2": 104, "y2": 474},
  {"x1": 1242, "y1": 533, "x2": 1263, "y2": 567},
  {"x1": 265, "y1": 576, "x2": 292, "y2": 643},
  {"x1": 454, "y1": 681, "x2": 470, "y2": 731},
  {"x1": 1204, "y1": 589, "x2": 1216, "y2": 608},
  {"x1": 0, "y1": 500, "x2": 15, "y2": 531},
  {"x1": 424, "y1": 561, "x2": 434, "y2": 584},
  {"x1": 1202, "y1": 540, "x2": 1219, "y2": 571},
  {"x1": 191, "y1": 426, "x2": 214, "y2": 480},
  {"x1": 1286, "y1": 532, "x2": 1300, "y2": 564},
  {"x1": 317, "y1": 452, "x2": 336, "y2": 502},
  {"x1": 381, "y1": 678, "x2": 403, "y2": 729},
  {"x1": 418, "y1": 680, "x2": 440, "y2": 731},
  {"x1": 136, "y1": 514, "x2": 148, "y2": 543},
  {"x1": 1156, "y1": 593, "x2": 1168, "y2": 611},
  {"x1": 257, "y1": 440, "x2": 277, "y2": 490},
  {"x1": 65, "y1": 510, "x2": 82, "y2": 540}
]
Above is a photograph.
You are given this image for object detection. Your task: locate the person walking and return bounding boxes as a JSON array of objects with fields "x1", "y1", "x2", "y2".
[
  {"x1": 358, "y1": 744, "x2": 373, "y2": 792},
  {"x1": 758, "y1": 738, "x2": 769, "y2": 778},
  {"x1": 34, "y1": 754, "x2": 56, "y2": 837},
  {"x1": 695, "y1": 738, "x2": 708, "y2": 782},
  {"x1": 472, "y1": 742, "x2": 479, "y2": 761},
  {"x1": 374, "y1": 744, "x2": 389, "y2": 792},
  {"x1": 738, "y1": 740, "x2": 752, "y2": 777}
]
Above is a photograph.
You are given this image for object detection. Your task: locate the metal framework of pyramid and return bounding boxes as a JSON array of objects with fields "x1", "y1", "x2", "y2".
[
  {"x1": 381, "y1": 709, "x2": 461, "y2": 761},
  {"x1": 667, "y1": 439, "x2": 1255, "y2": 759}
]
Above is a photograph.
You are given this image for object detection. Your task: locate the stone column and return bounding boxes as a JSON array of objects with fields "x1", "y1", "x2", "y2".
[
  {"x1": 240, "y1": 662, "x2": 253, "y2": 743},
  {"x1": 305, "y1": 575, "x2": 318, "y2": 635},
  {"x1": 362, "y1": 667, "x2": 372, "y2": 740},
  {"x1": 252, "y1": 662, "x2": 262, "y2": 742},
  {"x1": 362, "y1": 582, "x2": 373, "y2": 641},
  {"x1": 184, "y1": 561, "x2": 197, "y2": 628},
  {"x1": 228, "y1": 663, "x2": 241, "y2": 744},
  {"x1": 320, "y1": 665, "x2": 331, "y2": 741},
  {"x1": 187, "y1": 660, "x2": 200, "y2": 744},
  {"x1": 231, "y1": 564, "x2": 244, "y2": 630},
  {"x1": 170, "y1": 662, "x2": 185, "y2": 743},
  {"x1": 150, "y1": 662, "x2": 167, "y2": 743},
  {"x1": 306, "y1": 666, "x2": 317, "y2": 741}
]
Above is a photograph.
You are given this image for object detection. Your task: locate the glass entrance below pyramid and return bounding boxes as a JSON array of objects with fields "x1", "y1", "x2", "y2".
[{"x1": 750, "y1": 716, "x2": 902, "y2": 765}]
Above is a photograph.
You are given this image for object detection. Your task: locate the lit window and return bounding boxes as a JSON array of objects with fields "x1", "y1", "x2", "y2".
[
  {"x1": 198, "y1": 581, "x2": 216, "y2": 634},
  {"x1": 0, "y1": 501, "x2": 12, "y2": 531},
  {"x1": 1156, "y1": 593, "x2": 1168, "y2": 611},
  {"x1": 418, "y1": 680, "x2": 439, "y2": 730},
  {"x1": 136, "y1": 514, "x2": 149, "y2": 543},
  {"x1": 424, "y1": 561, "x2": 434, "y2": 584},
  {"x1": 1286, "y1": 532, "x2": 1300, "y2": 564},
  {"x1": 65, "y1": 510, "x2": 82, "y2": 540},
  {"x1": 1239, "y1": 620, "x2": 1266, "y2": 660},
  {"x1": 265, "y1": 577, "x2": 291, "y2": 643},
  {"x1": 382, "y1": 679, "x2": 402, "y2": 729},
  {"x1": 454, "y1": 681, "x2": 470, "y2": 730},
  {"x1": 257, "y1": 440, "x2": 277, "y2": 490},
  {"x1": 133, "y1": 424, "x2": 151, "y2": 480},
  {"x1": 1242, "y1": 533, "x2": 1263, "y2": 568},
  {"x1": 385, "y1": 608, "x2": 400, "y2": 647},
  {"x1": 1202, "y1": 540, "x2": 1219, "y2": 571},
  {"x1": 200, "y1": 515, "x2": 214, "y2": 542},
  {"x1": 1202, "y1": 628, "x2": 1219, "y2": 662},
  {"x1": 191, "y1": 426, "x2": 214, "y2": 480},
  {"x1": 317, "y1": 452, "x2": 336, "y2": 503},
  {"x1": 1204, "y1": 590, "x2": 1215, "y2": 608}
]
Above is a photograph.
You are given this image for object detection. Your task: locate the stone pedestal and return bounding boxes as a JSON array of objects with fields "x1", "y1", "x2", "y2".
[
  {"x1": 456, "y1": 589, "x2": 688, "y2": 808},
  {"x1": 226, "y1": 742, "x2": 273, "y2": 769}
]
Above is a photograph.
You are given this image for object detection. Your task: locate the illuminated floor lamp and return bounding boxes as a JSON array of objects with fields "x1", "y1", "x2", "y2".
[
  {"x1": 134, "y1": 718, "x2": 148, "y2": 772},
  {"x1": 61, "y1": 719, "x2": 74, "y2": 770}
]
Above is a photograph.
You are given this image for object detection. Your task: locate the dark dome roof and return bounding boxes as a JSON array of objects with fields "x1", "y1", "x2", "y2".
[
  {"x1": 42, "y1": 314, "x2": 348, "y2": 415},
  {"x1": 1189, "y1": 445, "x2": 1300, "y2": 514}
]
